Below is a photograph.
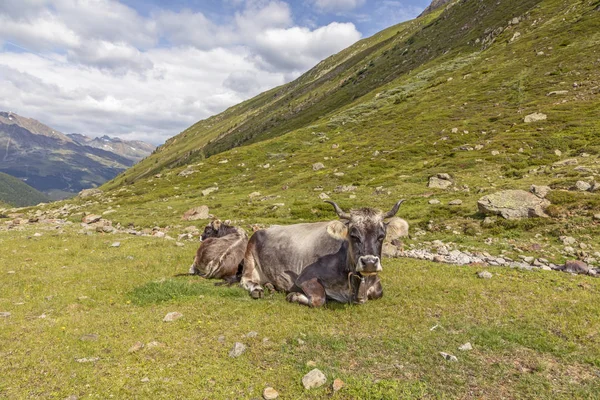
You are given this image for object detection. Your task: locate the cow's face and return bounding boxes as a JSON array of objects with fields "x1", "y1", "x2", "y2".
[
  {"x1": 326, "y1": 200, "x2": 404, "y2": 275},
  {"x1": 201, "y1": 220, "x2": 221, "y2": 241}
]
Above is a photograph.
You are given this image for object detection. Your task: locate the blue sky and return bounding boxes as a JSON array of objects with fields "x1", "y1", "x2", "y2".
[{"x1": 0, "y1": 0, "x2": 429, "y2": 144}]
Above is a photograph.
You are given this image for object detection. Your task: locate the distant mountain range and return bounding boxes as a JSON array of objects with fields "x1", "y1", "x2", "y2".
[{"x1": 0, "y1": 111, "x2": 155, "y2": 201}]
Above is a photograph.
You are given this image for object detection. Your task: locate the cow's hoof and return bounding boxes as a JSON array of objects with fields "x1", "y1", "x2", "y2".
[
  {"x1": 286, "y1": 292, "x2": 298, "y2": 303},
  {"x1": 250, "y1": 288, "x2": 264, "y2": 299}
]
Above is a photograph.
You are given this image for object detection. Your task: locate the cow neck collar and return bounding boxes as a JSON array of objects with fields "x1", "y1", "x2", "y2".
[{"x1": 347, "y1": 272, "x2": 368, "y2": 304}]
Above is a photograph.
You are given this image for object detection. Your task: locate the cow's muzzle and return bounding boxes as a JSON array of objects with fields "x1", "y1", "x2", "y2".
[{"x1": 357, "y1": 255, "x2": 382, "y2": 275}]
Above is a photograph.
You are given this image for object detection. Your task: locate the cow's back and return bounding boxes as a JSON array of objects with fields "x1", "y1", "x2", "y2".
[{"x1": 247, "y1": 221, "x2": 343, "y2": 290}]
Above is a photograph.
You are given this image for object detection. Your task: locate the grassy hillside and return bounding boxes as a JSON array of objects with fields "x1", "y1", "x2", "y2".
[{"x1": 0, "y1": 172, "x2": 49, "y2": 207}]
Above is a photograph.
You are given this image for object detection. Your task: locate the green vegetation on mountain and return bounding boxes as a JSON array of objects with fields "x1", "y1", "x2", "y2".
[{"x1": 0, "y1": 172, "x2": 49, "y2": 207}]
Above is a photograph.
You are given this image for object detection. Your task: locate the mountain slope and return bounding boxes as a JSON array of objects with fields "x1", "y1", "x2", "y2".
[
  {"x1": 0, "y1": 171, "x2": 49, "y2": 207},
  {"x1": 67, "y1": 134, "x2": 155, "y2": 163},
  {"x1": 90, "y1": 0, "x2": 600, "y2": 253},
  {"x1": 0, "y1": 112, "x2": 152, "y2": 199}
]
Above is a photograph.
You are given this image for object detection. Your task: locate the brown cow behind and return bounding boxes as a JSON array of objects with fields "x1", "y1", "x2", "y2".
[{"x1": 189, "y1": 220, "x2": 248, "y2": 285}]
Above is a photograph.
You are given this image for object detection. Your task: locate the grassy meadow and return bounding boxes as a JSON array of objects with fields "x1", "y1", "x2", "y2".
[{"x1": 1, "y1": 225, "x2": 599, "y2": 399}]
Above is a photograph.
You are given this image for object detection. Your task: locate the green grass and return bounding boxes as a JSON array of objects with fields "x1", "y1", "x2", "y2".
[
  {"x1": 1, "y1": 225, "x2": 599, "y2": 399},
  {"x1": 0, "y1": 172, "x2": 49, "y2": 207}
]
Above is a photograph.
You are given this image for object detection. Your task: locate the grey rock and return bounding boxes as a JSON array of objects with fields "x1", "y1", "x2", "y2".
[
  {"x1": 246, "y1": 331, "x2": 258, "y2": 338},
  {"x1": 229, "y1": 342, "x2": 247, "y2": 357},
  {"x1": 575, "y1": 181, "x2": 592, "y2": 191},
  {"x1": 0, "y1": 312, "x2": 11, "y2": 318},
  {"x1": 530, "y1": 185, "x2": 551, "y2": 198},
  {"x1": 163, "y1": 312, "x2": 183, "y2": 322},
  {"x1": 79, "y1": 188, "x2": 103, "y2": 198},
  {"x1": 182, "y1": 206, "x2": 210, "y2": 221},
  {"x1": 318, "y1": 192, "x2": 330, "y2": 200},
  {"x1": 448, "y1": 199, "x2": 463, "y2": 205},
  {"x1": 82, "y1": 214, "x2": 102, "y2": 224},
  {"x1": 440, "y1": 352, "x2": 458, "y2": 362},
  {"x1": 563, "y1": 260, "x2": 589, "y2": 274},
  {"x1": 553, "y1": 158, "x2": 578, "y2": 167},
  {"x1": 302, "y1": 368, "x2": 327, "y2": 389},
  {"x1": 477, "y1": 190, "x2": 550, "y2": 219},
  {"x1": 111, "y1": 242, "x2": 120, "y2": 247},
  {"x1": 458, "y1": 342, "x2": 473, "y2": 351},
  {"x1": 477, "y1": 271, "x2": 493, "y2": 279},
  {"x1": 312, "y1": 162, "x2": 325, "y2": 171},
  {"x1": 334, "y1": 185, "x2": 357, "y2": 193},
  {"x1": 202, "y1": 187, "x2": 218, "y2": 197},
  {"x1": 524, "y1": 112, "x2": 547, "y2": 123},
  {"x1": 263, "y1": 387, "x2": 279, "y2": 400},
  {"x1": 560, "y1": 236, "x2": 577, "y2": 245},
  {"x1": 75, "y1": 357, "x2": 99, "y2": 363},
  {"x1": 428, "y1": 176, "x2": 452, "y2": 189},
  {"x1": 429, "y1": 199, "x2": 441, "y2": 204}
]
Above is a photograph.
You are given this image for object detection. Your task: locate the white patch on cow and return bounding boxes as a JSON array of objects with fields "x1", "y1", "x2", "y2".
[
  {"x1": 326, "y1": 220, "x2": 348, "y2": 239},
  {"x1": 385, "y1": 217, "x2": 409, "y2": 240},
  {"x1": 189, "y1": 263, "x2": 196, "y2": 274}
]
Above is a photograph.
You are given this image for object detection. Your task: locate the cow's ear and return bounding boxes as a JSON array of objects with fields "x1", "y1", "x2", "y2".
[
  {"x1": 327, "y1": 220, "x2": 348, "y2": 239},
  {"x1": 385, "y1": 217, "x2": 409, "y2": 240},
  {"x1": 212, "y1": 219, "x2": 222, "y2": 230}
]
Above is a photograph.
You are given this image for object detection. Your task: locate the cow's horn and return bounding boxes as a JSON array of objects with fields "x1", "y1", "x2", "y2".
[
  {"x1": 383, "y1": 199, "x2": 405, "y2": 219},
  {"x1": 325, "y1": 201, "x2": 351, "y2": 220}
]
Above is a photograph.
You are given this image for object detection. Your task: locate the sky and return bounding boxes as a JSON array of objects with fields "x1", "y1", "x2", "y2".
[{"x1": 0, "y1": 0, "x2": 429, "y2": 145}]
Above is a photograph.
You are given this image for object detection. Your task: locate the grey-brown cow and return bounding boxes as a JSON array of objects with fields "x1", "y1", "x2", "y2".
[
  {"x1": 189, "y1": 220, "x2": 248, "y2": 285},
  {"x1": 241, "y1": 201, "x2": 406, "y2": 306}
]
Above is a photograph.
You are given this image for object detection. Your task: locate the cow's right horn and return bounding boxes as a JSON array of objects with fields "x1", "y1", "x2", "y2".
[
  {"x1": 383, "y1": 199, "x2": 405, "y2": 219},
  {"x1": 325, "y1": 201, "x2": 351, "y2": 220}
]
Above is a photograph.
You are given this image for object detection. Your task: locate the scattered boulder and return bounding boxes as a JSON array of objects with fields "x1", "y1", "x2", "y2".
[
  {"x1": 448, "y1": 199, "x2": 463, "y2": 206},
  {"x1": 312, "y1": 162, "x2": 325, "y2": 171},
  {"x1": 458, "y1": 342, "x2": 473, "y2": 351},
  {"x1": 128, "y1": 342, "x2": 145, "y2": 353},
  {"x1": 79, "y1": 188, "x2": 103, "y2": 198},
  {"x1": 575, "y1": 181, "x2": 592, "y2": 191},
  {"x1": 332, "y1": 378, "x2": 345, "y2": 392},
  {"x1": 319, "y1": 192, "x2": 330, "y2": 200},
  {"x1": 163, "y1": 312, "x2": 183, "y2": 322},
  {"x1": 82, "y1": 214, "x2": 102, "y2": 224},
  {"x1": 182, "y1": 206, "x2": 210, "y2": 221},
  {"x1": 477, "y1": 271, "x2": 493, "y2": 279},
  {"x1": 111, "y1": 242, "x2": 120, "y2": 248},
  {"x1": 263, "y1": 387, "x2": 279, "y2": 400},
  {"x1": 202, "y1": 187, "x2": 218, "y2": 197},
  {"x1": 440, "y1": 352, "x2": 458, "y2": 362},
  {"x1": 530, "y1": 185, "x2": 551, "y2": 198},
  {"x1": 477, "y1": 190, "x2": 550, "y2": 219},
  {"x1": 524, "y1": 112, "x2": 547, "y2": 123},
  {"x1": 248, "y1": 191, "x2": 261, "y2": 199},
  {"x1": 302, "y1": 369, "x2": 327, "y2": 389},
  {"x1": 563, "y1": 260, "x2": 589, "y2": 274},
  {"x1": 429, "y1": 199, "x2": 440, "y2": 205},
  {"x1": 428, "y1": 173, "x2": 453, "y2": 189},
  {"x1": 229, "y1": 342, "x2": 247, "y2": 358}
]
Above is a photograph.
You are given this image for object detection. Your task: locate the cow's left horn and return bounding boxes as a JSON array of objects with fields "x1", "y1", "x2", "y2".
[
  {"x1": 325, "y1": 201, "x2": 351, "y2": 220},
  {"x1": 383, "y1": 199, "x2": 405, "y2": 219}
]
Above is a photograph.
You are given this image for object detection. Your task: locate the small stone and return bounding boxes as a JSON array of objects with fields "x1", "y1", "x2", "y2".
[
  {"x1": 312, "y1": 162, "x2": 325, "y2": 171},
  {"x1": 563, "y1": 260, "x2": 589, "y2": 274},
  {"x1": 429, "y1": 199, "x2": 440, "y2": 205},
  {"x1": 306, "y1": 360, "x2": 317, "y2": 367},
  {"x1": 75, "y1": 357, "x2": 99, "y2": 363},
  {"x1": 530, "y1": 185, "x2": 551, "y2": 198},
  {"x1": 332, "y1": 378, "x2": 345, "y2": 392},
  {"x1": 477, "y1": 271, "x2": 492, "y2": 279},
  {"x1": 217, "y1": 335, "x2": 225, "y2": 343},
  {"x1": 560, "y1": 236, "x2": 577, "y2": 245},
  {"x1": 33, "y1": 232, "x2": 42, "y2": 237},
  {"x1": 448, "y1": 199, "x2": 463, "y2": 205},
  {"x1": 458, "y1": 342, "x2": 473, "y2": 351},
  {"x1": 248, "y1": 191, "x2": 261, "y2": 199},
  {"x1": 229, "y1": 342, "x2": 247, "y2": 358},
  {"x1": 593, "y1": 214, "x2": 600, "y2": 221},
  {"x1": 141, "y1": 377, "x2": 150, "y2": 383},
  {"x1": 440, "y1": 352, "x2": 458, "y2": 362},
  {"x1": 0, "y1": 312, "x2": 11, "y2": 318},
  {"x1": 111, "y1": 242, "x2": 120, "y2": 247},
  {"x1": 575, "y1": 181, "x2": 591, "y2": 191},
  {"x1": 491, "y1": 150, "x2": 500, "y2": 156},
  {"x1": 163, "y1": 311, "x2": 183, "y2": 322},
  {"x1": 302, "y1": 368, "x2": 327, "y2": 389},
  {"x1": 146, "y1": 341, "x2": 164, "y2": 348},
  {"x1": 82, "y1": 214, "x2": 102, "y2": 224},
  {"x1": 554, "y1": 149, "x2": 562, "y2": 156},
  {"x1": 263, "y1": 387, "x2": 279, "y2": 400},
  {"x1": 175, "y1": 242, "x2": 185, "y2": 247},
  {"x1": 319, "y1": 192, "x2": 330, "y2": 200},
  {"x1": 246, "y1": 331, "x2": 258, "y2": 338},
  {"x1": 182, "y1": 205, "x2": 210, "y2": 221},
  {"x1": 128, "y1": 341, "x2": 144, "y2": 353},
  {"x1": 201, "y1": 187, "x2": 218, "y2": 196},
  {"x1": 524, "y1": 113, "x2": 547, "y2": 123},
  {"x1": 80, "y1": 334, "x2": 99, "y2": 341}
]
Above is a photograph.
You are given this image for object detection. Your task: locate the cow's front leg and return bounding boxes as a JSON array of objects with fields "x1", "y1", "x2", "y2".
[
  {"x1": 367, "y1": 278, "x2": 383, "y2": 300},
  {"x1": 287, "y1": 278, "x2": 326, "y2": 307}
]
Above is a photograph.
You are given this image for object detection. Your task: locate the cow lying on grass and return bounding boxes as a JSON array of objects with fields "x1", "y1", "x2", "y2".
[
  {"x1": 241, "y1": 200, "x2": 406, "y2": 306},
  {"x1": 189, "y1": 220, "x2": 248, "y2": 285}
]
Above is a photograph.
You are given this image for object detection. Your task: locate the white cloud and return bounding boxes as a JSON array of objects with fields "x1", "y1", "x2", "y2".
[
  {"x1": 0, "y1": 0, "x2": 364, "y2": 145},
  {"x1": 312, "y1": 0, "x2": 366, "y2": 12}
]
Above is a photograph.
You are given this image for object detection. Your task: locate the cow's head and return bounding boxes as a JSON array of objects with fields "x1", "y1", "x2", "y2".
[
  {"x1": 201, "y1": 219, "x2": 222, "y2": 241},
  {"x1": 325, "y1": 200, "x2": 405, "y2": 275}
]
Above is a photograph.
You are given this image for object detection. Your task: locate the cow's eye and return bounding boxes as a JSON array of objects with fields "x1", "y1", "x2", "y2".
[
  {"x1": 351, "y1": 234, "x2": 362, "y2": 243},
  {"x1": 377, "y1": 235, "x2": 385, "y2": 241}
]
